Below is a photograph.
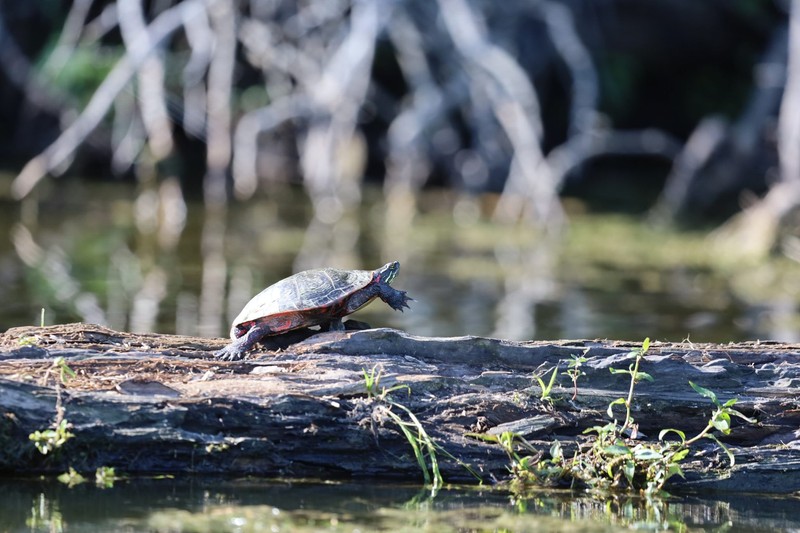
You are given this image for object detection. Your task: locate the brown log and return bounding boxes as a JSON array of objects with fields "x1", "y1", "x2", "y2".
[{"x1": 1, "y1": 323, "x2": 798, "y2": 492}]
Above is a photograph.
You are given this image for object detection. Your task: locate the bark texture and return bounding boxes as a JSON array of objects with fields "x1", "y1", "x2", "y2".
[{"x1": 1, "y1": 323, "x2": 798, "y2": 492}]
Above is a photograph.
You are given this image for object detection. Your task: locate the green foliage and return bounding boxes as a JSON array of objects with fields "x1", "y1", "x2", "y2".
[
  {"x1": 95, "y1": 466, "x2": 118, "y2": 488},
  {"x1": 40, "y1": 45, "x2": 122, "y2": 105},
  {"x1": 534, "y1": 366, "x2": 559, "y2": 404},
  {"x1": 488, "y1": 338, "x2": 756, "y2": 496},
  {"x1": 378, "y1": 402, "x2": 444, "y2": 490},
  {"x1": 469, "y1": 431, "x2": 557, "y2": 487},
  {"x1": 51, "y1": 357, "x2": 76, "y2": 385},
  {"x1": 29, "y1": 418, "x2": 74, "y2": 455},
  {"x1": 28, "y1": 356, "x2": 127, "y2": 490},
  {"x1": 606, "y1": 337, "x2": 653, "y2": 436},
  {"x1": 363, "y1": 365, "x2": 410, "y2": 400},
  {"x1": 57, "y1": 467, "x2": 85, "y2": 487},
  {"x1": 679, "y1": 381, "x2": 757, "y2": 466},
  {"x1": 17, "y1": 335, "x2": 41, "y2": 347},
  {"x1": 205, "y1": 442, "x2": 230, "y2": 453},
  {"x1": 363, "y1": 365, "x2": 480, "y2": 491},
  {"x1": 562, "y1": 352, "x2": 588, "y2": 400},
  {"x1": 56, "y1": 466, "x2": 118, "y2": 488},
  {"x1": 30, "y1": 357, "x2": 77, "y2": 455},
  {"x1": 16, "y1": 311, "x2": 49, "y2": 346}
]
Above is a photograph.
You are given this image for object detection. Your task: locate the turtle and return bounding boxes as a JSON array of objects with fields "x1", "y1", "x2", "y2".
[{"x1": 215, "y1": 261, "x2": 411, "y2": 360}]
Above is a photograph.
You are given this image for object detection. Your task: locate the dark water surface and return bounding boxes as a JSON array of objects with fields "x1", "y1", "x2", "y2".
[{"x1": 2, "y1": 477, "x2": 800, "y2": 532}]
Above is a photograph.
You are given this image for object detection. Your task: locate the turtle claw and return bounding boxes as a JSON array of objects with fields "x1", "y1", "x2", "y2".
[
  {"x1": 215, "y1": 344, "x2": 246, "y2": 361},
  {"x1": 385, "y1": 290, "x2": 413, "y2": 312}
]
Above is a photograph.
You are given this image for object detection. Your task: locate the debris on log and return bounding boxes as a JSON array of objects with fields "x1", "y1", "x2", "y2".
[{"x1": 1, "y1": 323, "x2": 799, "y2": 493}]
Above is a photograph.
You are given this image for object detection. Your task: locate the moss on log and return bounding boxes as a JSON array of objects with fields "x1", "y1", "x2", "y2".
[{"x1": 1, "y1": 323, "x2": 798, "y2": 492}]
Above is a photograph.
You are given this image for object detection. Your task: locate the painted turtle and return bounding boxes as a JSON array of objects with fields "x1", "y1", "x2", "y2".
[{"x1": 215, "y1": 261, "x2": 411, "y2": 360}]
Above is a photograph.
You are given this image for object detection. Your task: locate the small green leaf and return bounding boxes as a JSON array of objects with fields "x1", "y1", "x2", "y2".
[
  {"x1": 729, "y1": 408, "x2": 758, "y2": 424},
  {"x1": 60, "y1": 364, "x2": 76, "y2": 379},
  {"x1": 641, "y1": 337, "x2": 651, "y2": 354},
  {"x1": 583, "y1": 422, "x2": 616, "y2": 435},
  {"x1": 689, "y1": 381, "x2": 718, "y2": 404},
  {"x1": 670, "y1": 448, "x2": 690, "y2": 462},
  {"x1": 623, "y1": 460, "x2": 635, "y2": 484},
  {"x1": 712, "y1": 412, "x2": 731, "y2": 433},
  {"x1": 518, "y1": 455, "x2": 534, "y2": 470},
  {"x1": 57, "y1": 467, "x2": 86, "y2": 487},
  {"x1": 607, "y1": 398, "x2": 627, "y2": 418},
  {"x1": 658, "y1": 428, "x2": 686, "y2": 442},
  {"x1": 550, "y1": 440, "x2": 562, "y2": 461},
  {"x1": 723, "y1": 398, "x2": 738, "y2": 408},
  {"x1": 633, "y1": 448, "x2": 662, "y2": 461},
  {"x1": 706, "y1": 434, "x2": 735, "y2": 466},
  {"x1": 499, "y1": 431, "x2": 515, "y2": 450},
  {"x1": 604, "y1": 444, "x2": 632, "y2": 456},
  {"x1": 666, "y1": 463, "x2": 685, "y2": 480},
  {"x1": 465, "y1": 432, "x2": 498, "y2": 443},
  {"x1": 609, "y1": 367, "x2": 630, "y2": 375},
  {"x1": 634, "y1": 371, "x2": 654, "y2": 382}
]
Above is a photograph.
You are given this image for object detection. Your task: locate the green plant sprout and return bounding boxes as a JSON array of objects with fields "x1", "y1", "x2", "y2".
[
  {"x1": 29, "y1": 357, "x2": 76, "y2": 455},
  {"x1": 29, "y1": 419, "x2": 74, "y2": 455},
  {"x1": 57, "y1": 467, "x2": 85, "y2": 487},
  {"x1": 49, "y1": 357, "x2": 76, "y2": 385},
  {"x1": 18, "y1": 308, "x2": 49, "y2": 346},
  {"x1": 56, "y1": 466, "x2": 118, "y2": 488},
  {"x1": 482, "y1": 338, "x2": 756, "y2": 496},
  {"x1": 363, "y1": 365, "x2": 410, "y2": 400},
  {"x1": 95, "y1": 466, "x2": 118, "y2": 488},
  {"x1": 363, "y1": 365, "x2": 481, "y2": 492},
  {"x1": 534, "y1": 366, "x2": 559, "y2": 404},
  {"x1": 562, "y1": 352, "x2": 588, "y2": 400},
  {"x1": 17, "y1": 335, "x2": 40, "y2": 347},
  {"x1": 469, "y1": 431, "x2": 542, "y2": 479},
  {"x1": 660, "y1": 381, "x2": 756, "y2": 466},
  {"x1": 606, "y1": 337, "x2": 653, "y2": 437}
]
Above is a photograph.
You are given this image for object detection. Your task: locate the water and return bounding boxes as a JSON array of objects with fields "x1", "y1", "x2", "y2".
[
  {"x1": 2, "y1": 180, "x2": 800, "y2": 530},
  {"x1": 3, "y1": 477, "x2": 799, "y2": 532},
  {"x1": 1, "y1": 180, "x2": 798, "y2": 343}
]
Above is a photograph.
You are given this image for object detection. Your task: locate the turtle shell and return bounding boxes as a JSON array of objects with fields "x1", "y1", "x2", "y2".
[{"x1": 230, "y1": 267, "x2": 375, "y2": 338}]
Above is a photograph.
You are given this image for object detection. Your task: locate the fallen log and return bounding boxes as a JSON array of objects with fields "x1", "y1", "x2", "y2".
[{"x1": 0, "y1": 323, "x2": 798, "y2": 492}]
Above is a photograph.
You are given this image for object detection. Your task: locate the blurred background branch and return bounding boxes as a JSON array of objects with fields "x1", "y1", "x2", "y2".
[
  {"x1": 0, "y1": 0, "x2": 792, "y2": 246},
  {"x1": 0, "y1": 0, "x2": 798, "y2": 341}
]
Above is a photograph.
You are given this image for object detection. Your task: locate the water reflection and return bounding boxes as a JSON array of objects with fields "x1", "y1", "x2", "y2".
[
  {"x1": 1, "y1": 477, "x2": 799, "y2": 532},
  {"x1": 1, "y1": 183, "x2": 799, "y2": 343}
]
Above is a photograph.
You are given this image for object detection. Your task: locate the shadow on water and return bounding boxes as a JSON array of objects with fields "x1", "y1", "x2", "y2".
[
  {"x1": 2, "y1": 477, "x2": 800, "y2": 532},
  {"x1": 2, "y1": 181, "x2": 799, "y2": 344}
]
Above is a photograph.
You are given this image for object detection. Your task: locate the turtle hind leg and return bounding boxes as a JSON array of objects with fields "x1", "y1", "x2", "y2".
[
  {"x1": 214, "y1": 324, "x2": 269, "y2": 361},
  {"x1": 344, "y1": 319, "x2": 371, "y2": 330},
  {"x1": 320, "y1": 318, "x2": 345, "y2": 332}
]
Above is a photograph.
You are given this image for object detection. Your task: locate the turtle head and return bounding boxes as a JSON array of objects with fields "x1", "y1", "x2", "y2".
[{"x1": 375, "y1": 261, "x2": 400, "y2": 284}]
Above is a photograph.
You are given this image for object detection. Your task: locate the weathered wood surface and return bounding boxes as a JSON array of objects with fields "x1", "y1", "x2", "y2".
[{"x1": 1, "y1": 323, "x2": 799, "y2": 492}]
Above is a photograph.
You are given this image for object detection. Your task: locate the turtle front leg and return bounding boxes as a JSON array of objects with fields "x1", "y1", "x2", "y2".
[
  {"x1": 377, "y1": 285, "x2": 413, "y2": 312},
  {"x1": 215, "y1": 324, "x2": 269, "y2": 361}
]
